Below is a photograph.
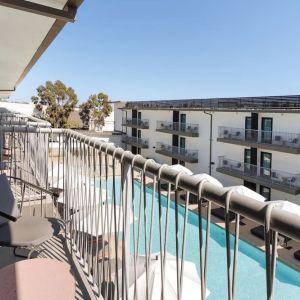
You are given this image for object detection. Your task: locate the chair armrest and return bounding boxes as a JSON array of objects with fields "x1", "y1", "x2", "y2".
[{"x1": 0, "y1": 210, "x2": 17, "y2": 222}]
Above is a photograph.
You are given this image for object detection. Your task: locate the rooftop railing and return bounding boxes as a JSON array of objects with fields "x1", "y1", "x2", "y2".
[
  {"x1": 156, "y1": 121, "x2": 199, "y2": 136},
  {"x1": 122, "y1": 117, "x2": 149, "y2": 129},
  {"x1": 1, "y1": 121, "x2": 300, "y2": 299},
  {"x1": 218, "y1": 126, "x2": 300, "y2": 152},
  {"x1": 124, "y1": 95, "x2": 300, "y2": 110},
  {"x1": 217, "y1": 156, "x2": 300, "y2": 194},
  {"x1": 121, "y1": 135, "x2": 149, "y2": 148},
  {"x1": 155, "y1": 142, "x2": 198, "y2": 163}
]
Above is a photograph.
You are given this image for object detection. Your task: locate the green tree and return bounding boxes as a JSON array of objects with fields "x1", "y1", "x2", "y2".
[
  {"x1": 78, "y1": 100, "x2": 93, "y2": 129},
  {"x1": 79, "y1": 92, "x2": 112, "y2": 130},
  {"x1": 31, "y1": 80, "x2": 78, "y2": 128}
]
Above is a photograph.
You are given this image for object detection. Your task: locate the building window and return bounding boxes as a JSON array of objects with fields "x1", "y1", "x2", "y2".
[
  {"x1": 260, "y1": 152, "x2": 272, "y2": 177},
  {"x1": 261, "y1": 117, "x2": 273, "y2": 144},
  {"x1": 244, "y1": 180, "x2": 256, "y2": 191},
  {"x1": 260, "y1": 185, "x2": 271, "y2": 201}
]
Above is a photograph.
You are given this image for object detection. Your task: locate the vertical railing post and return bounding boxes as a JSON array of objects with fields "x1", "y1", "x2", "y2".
[{"x1": 121, "y1": 158, "x2": 132, "y2": 299}]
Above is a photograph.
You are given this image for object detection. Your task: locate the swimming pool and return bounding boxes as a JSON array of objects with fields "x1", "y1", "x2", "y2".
[{"x1": 98, "y1": 177, "x2": 300, "y2": 299}]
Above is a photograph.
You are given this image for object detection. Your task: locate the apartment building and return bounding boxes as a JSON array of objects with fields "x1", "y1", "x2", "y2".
[{"x1": 120, "y1": 96, "x2": 300, "y2": 204}]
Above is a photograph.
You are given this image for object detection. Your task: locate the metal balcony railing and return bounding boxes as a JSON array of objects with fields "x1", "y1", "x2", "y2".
[
  {"x1": 122, "y1": 118, "x2": 149, "y2": 129},
  {"x1": 0, "y1": 110, "x2": 51, "y2": 127},
  {"x1": 121, "y1": 135, "x2": 149, "y2": 148},
  {"x1": 156, "y1": 121, "x2": 199, "y2": 136},
  {"x1": 155, "y1": 142, "x2": 198, "y2": 162},
  {"x1": 218, "y1": 126, "x2": 300, "y2": 151},
  {"x1": 217, "y1": 156, "x2": 300, "y2": 194},
  {"x1": 1, "y1": 118, "x2": 300, "y2": 299}
]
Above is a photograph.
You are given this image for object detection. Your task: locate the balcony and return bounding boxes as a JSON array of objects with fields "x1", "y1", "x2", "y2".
[
  {"x1": 217, "y1": 156, "x2": 300, "y2": 195},
  {"x1": 121, "y1": 135, "x2": 149, "y2": 148},
  {"x1": 156, "y1": 121, "x2": 199, "y2": 137},
  {"x1": 155, "y1": 142, "x2": 198, "y2": 163},
  {"x1": 218, "y1": 126, "x2": 300, "y2": 154},
  {"x1": 1, "y1": 111, "x2": 300, "y2": 300},
  {"x1": 122, "y1": 118, "x2": 149, "y2": 129}
]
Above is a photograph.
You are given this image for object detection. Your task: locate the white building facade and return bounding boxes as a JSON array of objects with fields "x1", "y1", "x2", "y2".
[{"x1": 119, "y1": 96, "x2": 300, "y2": 204}]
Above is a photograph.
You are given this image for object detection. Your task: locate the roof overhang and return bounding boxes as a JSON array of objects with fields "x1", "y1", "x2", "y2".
[{"x1": 0, "y1": 0, "x2": 84, "y2": 98}]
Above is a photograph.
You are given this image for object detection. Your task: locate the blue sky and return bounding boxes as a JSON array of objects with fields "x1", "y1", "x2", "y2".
[{"x1": 11, "y1": 0, "x2": 300, "y2": 103}]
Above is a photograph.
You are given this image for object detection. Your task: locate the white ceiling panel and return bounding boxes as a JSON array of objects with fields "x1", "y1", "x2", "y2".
[{"x1": 0, "y1": 0, "x2": 80, "y2": 98}]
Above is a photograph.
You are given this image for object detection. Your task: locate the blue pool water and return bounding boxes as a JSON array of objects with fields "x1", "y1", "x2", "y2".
[{"x1": 98, "y1": 177, "x2": 300, "y2": 299}]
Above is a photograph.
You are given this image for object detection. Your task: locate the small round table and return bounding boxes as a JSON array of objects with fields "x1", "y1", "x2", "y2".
[{"x1": 0, "y1": 258, "x2": 75, "y2": 300}]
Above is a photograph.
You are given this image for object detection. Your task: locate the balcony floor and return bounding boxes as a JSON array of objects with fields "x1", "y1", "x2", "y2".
[
  {"x1": 156, "y1": 128, "x2": 199, "y2": 137},
  {"x1": 0, "y1": 235, "x2": 92, "y2": 300},
  {"x1": 217, "y1": 137, "x2": 300, "y2": 154}
]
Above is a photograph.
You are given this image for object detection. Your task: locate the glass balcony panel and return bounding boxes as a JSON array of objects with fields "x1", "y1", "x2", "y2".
[
  {"x1": 157, "y1": 121, "x2": 199, "y2": 136},
  {"x1": 218, "y1": 156, "x2": 300, "y2": 190},
  {"x1": 122, "y1": 118, "x2": 149, "y2": 128},
  {"x1": 156, "y1": 142, "x2": 198, "y2": 162},
  {"x1": 218, "y1": 126, "x2": 300, "y2": 150},
  {"x1": 122, "y1": 135, "x2": 149, "y2": 147}
]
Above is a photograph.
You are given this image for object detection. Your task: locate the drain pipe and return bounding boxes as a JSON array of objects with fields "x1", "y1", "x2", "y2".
[{"x1": 204, "y1": 111, "x2": 213, "y2": 175}]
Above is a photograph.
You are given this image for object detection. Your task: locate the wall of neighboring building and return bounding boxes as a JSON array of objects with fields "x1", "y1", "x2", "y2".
[
  {"x1": 114, "y1": 102, "x2": 125, "y2": 132},
  {"x1": 121, "y1": 107, "x2": 300, "y2": 204},
  {"x1": 0, "y1": 101, "x2": 34, "y2": 115}
]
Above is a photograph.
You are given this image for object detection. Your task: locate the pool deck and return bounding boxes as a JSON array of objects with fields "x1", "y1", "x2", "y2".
[{"x1": 179, "y1": 195, "x2": 300, "y2": 272}]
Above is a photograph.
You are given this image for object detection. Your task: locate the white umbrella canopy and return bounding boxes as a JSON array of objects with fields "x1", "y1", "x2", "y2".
[
  {"x1": 169, "y1": 164, "x2": 193, "y2": 175},
  {"x1": 192, "y1": 173, "x2": 223, "y2": 188},
  {"x1": 275, "y1": 201, "x2": 300, "y2": 216},
  {"x1": 57, "y1": 186, "x2": 109, "y2": 205},
  {"x1": 223, "y1": 185, "x2": 266, "y2": 202},
  {"x1": 75, "y1": 203, "x2": 134, "y2": 236},
  {"x1": 128, "y1": 254, "x2": 209, "y2": 300}
]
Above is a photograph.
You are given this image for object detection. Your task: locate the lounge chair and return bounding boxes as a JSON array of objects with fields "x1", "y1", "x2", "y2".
[
  {"x1": 0, "y1": 174, "x2": 62, "y2": 258},
  {"x1": 211, "y1": 207, "x2": 237, "y2": 222},
  {"x1": 250, "y1": 225, "x2": 291, "y2": 246},
  {"x1": 180, "y1": 193, "x2": 199, "y2": 204},
  {"x1": 294, "y1": 250, "x2": 300, "y2": 261}
]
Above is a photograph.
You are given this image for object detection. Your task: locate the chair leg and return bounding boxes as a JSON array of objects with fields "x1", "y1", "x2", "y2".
[
  {"x1": 27, "y1": 246, "x2": 39, "y2": 259},
  {"x1": 13, "y1": 246, "x2": 39, "y2": 259},
  {"x1": 13, "y1": 247, "x2": 29, "y2": 258}
]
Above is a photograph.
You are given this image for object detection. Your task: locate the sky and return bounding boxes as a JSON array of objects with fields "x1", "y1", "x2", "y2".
[{"x1": 10, "y1": 0, "x2": 300, "y2": 104}]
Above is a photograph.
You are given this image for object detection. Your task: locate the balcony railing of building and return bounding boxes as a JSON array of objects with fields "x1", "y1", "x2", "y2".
[
  {"x1": 121, "y1": 135, "x2": 149, "y2": 148},
  {"x1": 1, "y1": 118, "x2": 300, "y2": 299},
  {"x1": 217, "y1": 156, "x2": 300, "y2": 195},
  {"x1": 0, "y1": 110, "x2": 50, "y2": 127},
  {"x1": 155, "y1": 142, "x2": 198, "y2": 163},
  {"x1": 218, "y1": 126, "x2": 300, "y2": 154},
  {"x1": 122, "y1": 118, "x2": 149, "y2": 129},
  {"x1": 156, "y1": 121, "x2": 199, "y2": 137}
]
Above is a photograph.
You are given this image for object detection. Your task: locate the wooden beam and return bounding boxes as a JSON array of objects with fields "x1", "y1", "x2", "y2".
[{"x1": 0, "y1": 0, "x2": 76, "y2": 23}]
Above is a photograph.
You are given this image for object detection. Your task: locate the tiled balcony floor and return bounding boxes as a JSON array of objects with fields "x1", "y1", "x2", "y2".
[{"x1": 0, "y1": 235, "x2": 92, "y2": 300}]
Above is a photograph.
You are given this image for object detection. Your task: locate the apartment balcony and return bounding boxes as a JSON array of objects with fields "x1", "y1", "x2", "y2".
[
  {"x1": 156, "y1": 121, "x2": 199, "y2": 137},
  {"x1": 122, "y1": 118, "x2": 149, "y2": 129},
  {"x1": 155, "y1": 142, "x2": 198, "y2": 163},
  {"x1": 217, "y1": 156, "x2": 300, "y2": 195},
  {"x1": 1, "y1": 114, "x2": 300, "y2": 299},
  {"x1": 218, "y1": 126, "x2": 300, "y2": 154},
  {"x1": 121, "y1": 135, "x2": 149, "y2": 148}
]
